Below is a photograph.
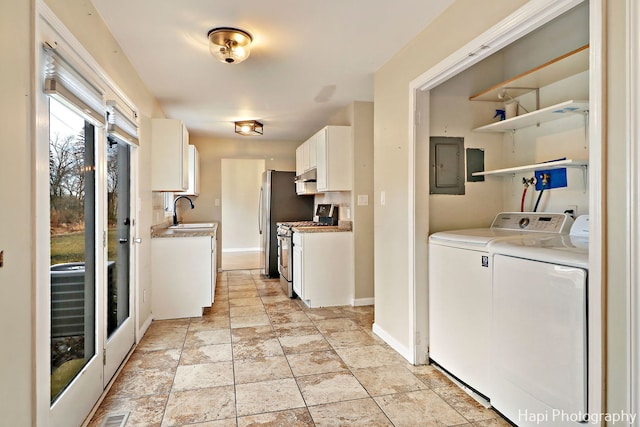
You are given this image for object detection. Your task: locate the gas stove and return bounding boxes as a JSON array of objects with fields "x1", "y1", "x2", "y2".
[{"x1": 278, "y1": 204, "x2": 339, "y2": 230}]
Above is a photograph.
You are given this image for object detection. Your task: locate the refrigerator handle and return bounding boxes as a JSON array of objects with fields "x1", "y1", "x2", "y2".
[{"x1": 258, "y1": 186, "x2": 263, "y2": 234}]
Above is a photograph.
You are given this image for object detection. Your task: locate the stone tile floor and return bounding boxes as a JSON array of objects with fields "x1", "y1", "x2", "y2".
[{"x1": 87, "y1": 270, "x2": 509, "y2": 427}]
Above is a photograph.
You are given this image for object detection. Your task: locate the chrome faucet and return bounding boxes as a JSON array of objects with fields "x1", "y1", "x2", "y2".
[{"x1": 173, "y1": 195, "x2": 194, "y2": 226}]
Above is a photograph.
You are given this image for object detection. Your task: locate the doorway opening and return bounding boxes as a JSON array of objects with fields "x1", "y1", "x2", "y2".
[
  {"x1": 220, "y1": 158, "x2": 265, "y2": 270},
  {"x1": 406, "y1": 0, "x2": 602, "y2": 417}
]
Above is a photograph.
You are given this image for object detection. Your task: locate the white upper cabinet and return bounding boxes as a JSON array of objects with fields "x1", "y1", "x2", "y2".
[
  {"x1": 296, "y1": 144, "x2": 304, "y2": 176},
  {"x1": 296, "y1": 132, "x2": 319, "y2": 175},
  {"x1": 316, "y1": 126, "x2": 352, "y2": 192},
  {"x1": 177, "y1": 145, "x2": 200, "y2": 196},
  {"x1": 295, "y1": 125, "x2": 351, "y2": 193},
  {"x1": 151, "y1": 118, "x2": 189, "y2": 191},
  {"x1": 307, "y1": 133, "x2": 317, "y2": 171}
]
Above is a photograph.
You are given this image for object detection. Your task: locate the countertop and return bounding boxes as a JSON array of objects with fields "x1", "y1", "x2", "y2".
[
  {"x1": 151, "y1": 222, "x2": 218, "y2": 238},
  {"x1": 292, "y1": 221, "x2": 352, "y2": 233}
]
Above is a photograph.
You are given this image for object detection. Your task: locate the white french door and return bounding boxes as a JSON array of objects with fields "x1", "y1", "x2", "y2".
[
  {"x1": 46, "y1": 98, "x2": 135, "y2": 426},
  {"x1": 48, "y1": 99, "x2": 105, "y2": 427},
  {"x1": 37, "y1": 4, "x2": 138, "y2": 425},
  {"x1": 103, "y1": 136, "x2": 136, "y2": 383}
]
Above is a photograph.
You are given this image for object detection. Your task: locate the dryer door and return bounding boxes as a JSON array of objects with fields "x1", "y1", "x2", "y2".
[{"x1": 491, "y1": 255, "x2": 587, "y2": 426}]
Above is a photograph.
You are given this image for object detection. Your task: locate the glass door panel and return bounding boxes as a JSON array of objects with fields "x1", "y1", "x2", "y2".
[
  {"x1": 104, "y1": 137, "x2": 135, "y2": 384},
  {"x1": 49, "y1": 99, "x2": 97, "y2": 403},
  {"x1": 107, "y1": 138, "x2": 130, "y2": 337}
]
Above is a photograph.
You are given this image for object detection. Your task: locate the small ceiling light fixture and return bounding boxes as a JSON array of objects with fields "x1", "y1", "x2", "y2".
[
  {"x1": 234, "y1": 120, "x2": 263, "y2": 136},
  {"x1": 207, "y1": 27, "x2": 253, "y2": 64}
]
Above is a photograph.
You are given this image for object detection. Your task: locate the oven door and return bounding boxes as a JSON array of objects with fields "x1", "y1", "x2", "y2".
[{"x1": 277, "y1": 230, "x2": 291, "y2": 281}]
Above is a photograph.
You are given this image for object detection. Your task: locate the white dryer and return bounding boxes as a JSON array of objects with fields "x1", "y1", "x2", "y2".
[
  {"x1": 488, "y1": 215, "x2": 589, "y2": 426},
  {"x1": 428, "y1": 212, "x2": 574, "y2": 400}
]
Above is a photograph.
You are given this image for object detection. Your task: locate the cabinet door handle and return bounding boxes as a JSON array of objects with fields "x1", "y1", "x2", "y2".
[{"x1": 119, "y1": 238, "x2": 128, "y2": 244}]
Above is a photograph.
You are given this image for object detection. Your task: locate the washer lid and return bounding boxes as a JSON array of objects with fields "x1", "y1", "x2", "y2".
[
  {"x1": 429, "y1": 212, "x2": 575, "y2": 249},
  {"x1": 429, "y1": 228, "x2": 532, "y2": 247},
  {"x1": 489, "y1": 234, "x2": 588, "y2": 269}
]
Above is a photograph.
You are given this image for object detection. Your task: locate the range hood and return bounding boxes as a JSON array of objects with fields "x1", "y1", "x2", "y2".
[{"x1": 295, "y1": 168, "x2": 317, "y2": 182}]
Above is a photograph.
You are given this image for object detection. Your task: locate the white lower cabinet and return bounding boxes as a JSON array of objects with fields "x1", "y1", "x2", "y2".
[
  {"x1": 151, "y1": 234, "x2": 216, "y2": 319},
  {"x1": 292, "y1": 231, "x2": 353, "y2": 308}
]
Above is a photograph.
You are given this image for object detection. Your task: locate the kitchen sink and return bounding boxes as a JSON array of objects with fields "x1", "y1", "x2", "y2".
[{"x1": 168, "y1": 222, "x2": 215, "y2": 230}]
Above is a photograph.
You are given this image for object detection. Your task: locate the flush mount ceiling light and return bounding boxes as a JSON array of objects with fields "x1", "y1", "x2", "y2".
[
  {"x1": 207, "y1": 27, "x2": 253, "y2": 64},
  {"x1": 234, "y1": 120, "x2": 263, "y2": 136}
]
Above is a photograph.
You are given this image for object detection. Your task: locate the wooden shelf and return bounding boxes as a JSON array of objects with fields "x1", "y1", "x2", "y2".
[
  {"x1": 472, "y1": 159, "x2": 588, "y2": 177},
  {"x1": 472, "y1": 100, "x2": 588, "y2": 133},
  {"x1": 469, "y1": 45, "x2": 589, "y2": 102}
]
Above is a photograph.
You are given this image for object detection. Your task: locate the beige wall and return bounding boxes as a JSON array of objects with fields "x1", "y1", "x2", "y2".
[
  {"x1": 0, "y1": 0, "x2": 34, "y2": 424},
  {"x1": 221, "y1": 158, "x2": 265, "y2": 251},
  {"x1": 351, "y1": 102, "x2": 375, "y2": 301},
  {"x1": 373, "y1": 0, "x2": 528, "y2": 355}
]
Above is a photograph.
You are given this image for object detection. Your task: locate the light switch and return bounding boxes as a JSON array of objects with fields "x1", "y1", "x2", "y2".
[
  {"x1": 357, "y1": 195, "x2": 368, "y2": 206},
  {"x1": 380, "y1": 191, "x2": 386, "y2": 206}
]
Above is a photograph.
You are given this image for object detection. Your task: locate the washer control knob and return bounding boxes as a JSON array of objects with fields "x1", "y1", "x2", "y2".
[{"x1": 519, "y1": 217, "x2": 530, "y2": 229}]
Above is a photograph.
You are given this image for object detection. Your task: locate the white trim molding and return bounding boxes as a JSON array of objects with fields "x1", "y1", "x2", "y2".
[
  {"x1": 353, "y1": 297, "x2": 375, "y2": 307},
  {"x1": 372, "y1": 323, "x2": 412, "y2": 362},
  {"x1": 628, "y1": 0, "x2": 640, "y2": 421}
]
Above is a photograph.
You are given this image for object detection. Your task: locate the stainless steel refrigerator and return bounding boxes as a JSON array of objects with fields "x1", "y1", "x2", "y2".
[{"x1": 259, "y1": 170, "x2": 314, "y2": 278}]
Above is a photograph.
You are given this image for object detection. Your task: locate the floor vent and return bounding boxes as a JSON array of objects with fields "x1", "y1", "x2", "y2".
[{"x1": 100, "y1": 412, "x2": 130, "y2": 427}]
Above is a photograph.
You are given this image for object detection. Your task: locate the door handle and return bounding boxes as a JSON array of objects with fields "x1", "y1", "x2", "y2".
[
  {"x1": 258, "y1": 186, "x2": 264, "y2": 234},
  {"x1": 133, "y1": 238, "x2": 142, "y2": 244}
]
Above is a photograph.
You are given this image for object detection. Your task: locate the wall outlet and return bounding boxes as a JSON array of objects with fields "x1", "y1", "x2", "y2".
[{"x1": 565, "y1": 205, "x2": 578, "y2": 217}]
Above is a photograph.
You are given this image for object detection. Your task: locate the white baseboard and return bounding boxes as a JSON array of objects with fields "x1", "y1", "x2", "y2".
[
  {"x1": 222, "y1": 247, "x2": 261, "y2": 253},
  {"x1": 353, "y1": 297, "x2": 375, "y2": 306},
  {"x1": 372, "y1": 322, "x2": 414, "y2": 364},
  {"x1": 136, "y1": 314, "x2": 153, "y2": 344}
]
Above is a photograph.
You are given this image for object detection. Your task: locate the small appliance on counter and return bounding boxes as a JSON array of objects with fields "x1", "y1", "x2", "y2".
[{"x1": 314, "y1": 204, "x2": 338, "y2": 225}]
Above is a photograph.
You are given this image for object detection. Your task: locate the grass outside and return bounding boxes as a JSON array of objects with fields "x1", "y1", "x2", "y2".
[{"x1": 51, "y1": 229, "x2": 118, "y2": 265}]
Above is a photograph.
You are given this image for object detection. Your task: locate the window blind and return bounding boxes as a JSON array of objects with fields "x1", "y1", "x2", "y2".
[
  {"x1": 43, "y1": 43, "x2": 105, "y2": 126},
  {"x1": 107, "y1": 100, "x2": 139, "y2": 146}
]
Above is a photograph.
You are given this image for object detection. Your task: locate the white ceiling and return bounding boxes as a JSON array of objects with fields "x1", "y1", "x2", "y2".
[{"x1": 91, "y1": 0, "x2": 455, "y2": 141}]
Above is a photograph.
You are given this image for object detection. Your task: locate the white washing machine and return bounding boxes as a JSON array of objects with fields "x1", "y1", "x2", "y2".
[
  {"x1": 428, "y1": 212, "x2": 574, "y2": 400},
  {"x1": 488, "y1": 215, "x2": 589, "y2": 426}
]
